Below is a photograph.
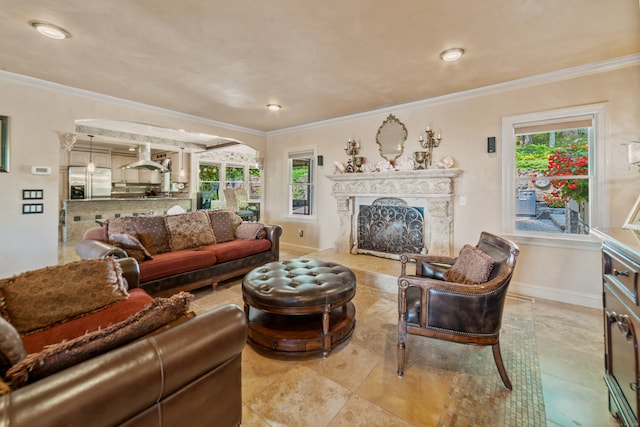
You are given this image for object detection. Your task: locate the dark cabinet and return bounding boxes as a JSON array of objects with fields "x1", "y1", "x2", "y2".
[{"x1": 597, "y1": 228, "x2": 640, "y2": 426}]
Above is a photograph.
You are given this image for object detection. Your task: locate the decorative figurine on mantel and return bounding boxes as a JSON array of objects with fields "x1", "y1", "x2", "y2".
[
  {"x1": 344, "y1": 138, "x2": 365, "y2": 172},
  {"x1": 418, "y1": 126, "x2": 443, "y2": 167}
]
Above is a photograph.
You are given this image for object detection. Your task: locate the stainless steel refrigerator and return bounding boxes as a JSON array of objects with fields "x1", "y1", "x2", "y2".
[{"x1": 68, "y1": 166, "x2": 112, "y2": 199}]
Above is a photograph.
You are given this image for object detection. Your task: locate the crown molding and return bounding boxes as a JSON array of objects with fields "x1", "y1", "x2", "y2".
[
  {"x1": 0, "y1": 70, "x2": 266, "y2": 137},
  {"x1": 267, "y1": 53, "x2": 640, "y2": 137}
]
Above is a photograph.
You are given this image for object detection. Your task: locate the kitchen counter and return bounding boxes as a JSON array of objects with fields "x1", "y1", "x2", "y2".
[{"x1": 62, "y1": 197, "x2": 193, "y2": 243}]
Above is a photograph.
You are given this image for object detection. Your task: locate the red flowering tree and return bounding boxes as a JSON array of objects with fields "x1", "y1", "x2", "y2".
[{"x1": 543, "y1": 143, "x2": 589, "y2": 208}]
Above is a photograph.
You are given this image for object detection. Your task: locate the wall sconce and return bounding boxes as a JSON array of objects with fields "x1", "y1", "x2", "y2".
[{"x1": 418, "y1": 126, "x2": 443, "y2": 167}]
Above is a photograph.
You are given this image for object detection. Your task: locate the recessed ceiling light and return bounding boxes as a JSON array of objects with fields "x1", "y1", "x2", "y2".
[
  {"x1": 440, "y1": 48, "x2": 464, "y2": 62},
  {"x1": 30, "y1": 21, "x2": 70, "y2": 40},
  {"x1": 266, "y1": 104, "x2": 282, "y2": 111}
]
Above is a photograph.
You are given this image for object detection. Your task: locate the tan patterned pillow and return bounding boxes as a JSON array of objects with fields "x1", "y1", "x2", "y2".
[
  {"x1": 235, "y1": 223, "x2": 266, "y2": 240},
  {"x1": 0, "y1": 316, "x2": 26, "y2": 376},
  {"x1": 164, "y1": 211, "x2": 216, "y2": 251},
  {"x1": 105, "y1": 216, "x2": 140, "y2": 240},
  {"x1": 108, "y1": 233, "x2": 153, "y2": 263},
  {"x1": 208, "y1": 210, "x2": 236, "y2": 243},
  {"x1": 444, "y1": 245, "x2": 494, "y2": 285},
  {"x1": 133, "y1": 215, "x2": 171, "y2": 255},
  {"x1": 0, "y1": 258, "x2": 129, "y2": 335}
]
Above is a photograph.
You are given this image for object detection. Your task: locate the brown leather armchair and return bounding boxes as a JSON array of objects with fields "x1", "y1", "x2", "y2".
[{"x1": 397, "y1": 231, "x2": 520, "y2": 390}]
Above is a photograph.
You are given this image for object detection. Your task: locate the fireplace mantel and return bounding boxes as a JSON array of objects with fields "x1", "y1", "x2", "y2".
[{"x1": 327, "y1": 169, "x2": 462, "y2": 257}]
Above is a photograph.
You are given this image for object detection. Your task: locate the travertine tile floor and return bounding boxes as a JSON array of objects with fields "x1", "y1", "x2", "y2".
[{"x1": 59, "y1": 243, "x2": 615, "y2": 426}]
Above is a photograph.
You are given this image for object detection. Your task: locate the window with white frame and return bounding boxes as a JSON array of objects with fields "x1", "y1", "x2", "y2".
[
  {"x1": 501, "y1": 104, "x2": 606, "y2": 238},
  {"x1": 288, "y1": 150, "x2": 315, "y2": 216}
]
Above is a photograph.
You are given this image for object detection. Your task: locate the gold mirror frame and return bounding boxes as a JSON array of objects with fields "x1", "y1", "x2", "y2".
[{"x1": 376, "y1": 114, "x2": 407, "y2": 162}]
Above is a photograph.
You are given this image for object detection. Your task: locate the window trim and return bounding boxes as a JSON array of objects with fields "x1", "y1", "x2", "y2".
[
  {"x1": 285, "y1": 146, "x2": 317, "y2": 220},
  {"x1": 501, "y1": 103, "x2": 607, "y2": 247}
]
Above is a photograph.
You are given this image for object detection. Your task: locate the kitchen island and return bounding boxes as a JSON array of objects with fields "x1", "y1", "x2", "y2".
[{"x1": 62, "y1": 197, "x2": 192, "y2": 243}]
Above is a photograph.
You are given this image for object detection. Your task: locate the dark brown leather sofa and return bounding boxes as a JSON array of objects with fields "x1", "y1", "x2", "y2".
[{"x1": 0, "y1": 298, "x2": 248, "y2": 426}]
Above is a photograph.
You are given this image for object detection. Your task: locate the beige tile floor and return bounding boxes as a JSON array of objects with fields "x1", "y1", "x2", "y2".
[{"x1": 59, "y1": 243, "x2": 616, "y2": 426}]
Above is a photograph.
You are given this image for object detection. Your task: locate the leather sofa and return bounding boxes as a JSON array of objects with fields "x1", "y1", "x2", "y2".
[
  {"x1": 0, "y1": 258, "x2": 248, "y2": 427},
  {"x1": 76, "y1": 210, "x2": 282, "y2": 296}
]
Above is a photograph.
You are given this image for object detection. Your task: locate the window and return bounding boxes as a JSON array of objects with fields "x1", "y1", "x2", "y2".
[
  {"x1": 289, "y1": 151, "x2": 314, "y2": 216},
  {"x1": 198, "y1": 164, "x2": 220, "y2": 200},
  {"x1": 249, "y1": 167, "x2": 261, "y2": 200},
  {"x1": 502, "y1": 104, "x2": 606, "y2": 239},
  {"x1": 225, "y1": 165, "x2": 245, "y2": 189}
]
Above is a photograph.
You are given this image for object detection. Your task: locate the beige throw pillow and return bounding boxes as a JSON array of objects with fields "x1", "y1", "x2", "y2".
[{"x1": 164, "y1": 211, "x2": 216, "y2": 251}]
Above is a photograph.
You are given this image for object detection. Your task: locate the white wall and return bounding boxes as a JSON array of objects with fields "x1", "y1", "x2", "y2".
[
  {"x1": 0, "y1": 74, "x2": 265, "y2": 277},
  {"x1": 265, "y1": 62, "x2": 640, "y2": 308}
]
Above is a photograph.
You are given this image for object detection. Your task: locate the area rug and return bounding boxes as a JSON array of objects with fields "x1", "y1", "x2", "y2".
[{"x1": 436, "y1": 296, "x2": 547, "y2": 426}]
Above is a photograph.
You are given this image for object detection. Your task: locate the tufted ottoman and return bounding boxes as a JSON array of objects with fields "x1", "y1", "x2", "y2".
[{"x1": 242, "y1": 259, "x2": 356, "y2": 357}]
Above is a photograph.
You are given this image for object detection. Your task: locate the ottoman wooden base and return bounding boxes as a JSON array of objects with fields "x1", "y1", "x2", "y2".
[{"x1": 247, "y1": 302, "x2": 356, "y2": 357}]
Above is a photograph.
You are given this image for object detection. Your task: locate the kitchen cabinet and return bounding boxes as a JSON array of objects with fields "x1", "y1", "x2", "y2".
[
  {"x1": 111, "y1": 154, "x2": 138, "y2": 183},
  {"x1": 138, "y1": 169, "x2": 161, "y2": 184},
  {"x1": 69, "y1": 149, "x2": 110, "y2": 167},
  {"x1": 171, "y1": 151, "x2": 190, "y2": 182},
  {"x1": 594, "y1": 228, "x2": 640, "y2": 427}
]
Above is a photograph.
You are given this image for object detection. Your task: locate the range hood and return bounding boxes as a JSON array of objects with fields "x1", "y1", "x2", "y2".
[{"x1": 121, "y1": 143, "x2": 169, "y2": 172}]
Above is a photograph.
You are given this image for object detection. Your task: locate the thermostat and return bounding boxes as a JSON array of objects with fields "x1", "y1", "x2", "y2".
[{"x1": 31, "y1": 166, "x2": 52, "y2": 175}]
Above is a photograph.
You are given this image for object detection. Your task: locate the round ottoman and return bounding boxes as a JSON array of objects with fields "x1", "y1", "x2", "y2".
[{"x1": 242, "y1": 259, "x2": 356, "y2": 357}]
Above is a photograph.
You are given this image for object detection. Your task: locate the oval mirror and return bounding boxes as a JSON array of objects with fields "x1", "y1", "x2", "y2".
[{"x1": 376, "y1": 114, "x2": 407, "y2": 162}]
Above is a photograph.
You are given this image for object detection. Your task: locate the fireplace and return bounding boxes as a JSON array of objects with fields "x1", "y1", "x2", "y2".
[{"x1": 327, "y1": 169, "x2": 461, "y2": 258}]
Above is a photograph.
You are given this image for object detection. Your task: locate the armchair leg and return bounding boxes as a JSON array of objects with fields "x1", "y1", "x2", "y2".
[
  {"x1": 491, "y1": 342, "x2": 512, "y2": 390},
  {"x1": 397, "y1": 341, "x2": 406, "y2": 377}
]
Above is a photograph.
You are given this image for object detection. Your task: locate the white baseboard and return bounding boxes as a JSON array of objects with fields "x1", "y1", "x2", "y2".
[
  {"x1": 509, "y1": 280, "x2": 602, "y2": 309},
  {"x1": 280, "y1": 242, "x2": 317, "y2": 254}
]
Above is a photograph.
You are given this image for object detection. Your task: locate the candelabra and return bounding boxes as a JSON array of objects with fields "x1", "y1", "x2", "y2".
[
  {"x1": 344, "y1": 138, "x2": 361, "y2": 172},
  {"x1": 418, "y1": 126, "x2": 442, "y2": 167}
]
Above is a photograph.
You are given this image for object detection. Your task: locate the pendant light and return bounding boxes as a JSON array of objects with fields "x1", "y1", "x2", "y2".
[
  {"x1": 87, "y1": 135, "x2": 96, "y2": 173},
  {"x1": 179, "y1": 147, "x2": 186, "y2": 179}
]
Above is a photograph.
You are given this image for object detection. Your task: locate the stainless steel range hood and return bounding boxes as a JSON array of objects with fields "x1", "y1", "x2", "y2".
[{"x1": 121, "y1": 143, "x2": 169, "y2": 172}]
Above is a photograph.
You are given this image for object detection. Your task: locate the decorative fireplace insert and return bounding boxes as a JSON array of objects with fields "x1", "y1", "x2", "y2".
[{"x1": 357, "y1": 197, "x2": 424, "y2": 255}]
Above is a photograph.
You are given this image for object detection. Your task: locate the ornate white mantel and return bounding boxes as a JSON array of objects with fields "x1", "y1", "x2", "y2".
[{"x1": 327, "y1": 169, "x2": 462, "y2": 257}]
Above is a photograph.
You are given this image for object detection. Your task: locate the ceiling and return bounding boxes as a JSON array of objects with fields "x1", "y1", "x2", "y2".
[{"x1": 0, "y1": 1, "x2": 639, "y2": 134}]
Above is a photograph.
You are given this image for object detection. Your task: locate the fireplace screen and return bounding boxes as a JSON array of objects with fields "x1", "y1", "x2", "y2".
[{"x1": 357, "y1": 198, "x2": 424, "y2": 255}]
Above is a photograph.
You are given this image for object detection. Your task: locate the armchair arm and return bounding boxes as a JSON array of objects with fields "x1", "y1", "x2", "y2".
[
  {"x1": 400, "y1": 253, "x2": 456, "y2": 278},
  {"x1": 115, "y1": 257, "x2": 140, "y2": 290}
]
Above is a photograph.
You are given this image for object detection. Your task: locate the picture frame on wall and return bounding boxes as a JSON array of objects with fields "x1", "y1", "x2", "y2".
[
  {"x1": 0, "y1": 115, "x2": 8, "y2": 173},
  {"x1": 622, "y1": 195, "x2": 640, "y2": 231}
]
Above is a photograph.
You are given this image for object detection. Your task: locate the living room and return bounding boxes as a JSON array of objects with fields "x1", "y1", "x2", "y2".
[{"x1": 0, "y1": 1, "x2": 638, "y2": 426}]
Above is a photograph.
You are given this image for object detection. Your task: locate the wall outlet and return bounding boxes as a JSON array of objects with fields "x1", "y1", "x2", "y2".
[
  {"x1": 298, "y1": 229, "x2": 304, "y2": 237},
  {"x1": 459, "y1": 196, "x2": 467, "y2": 206}
]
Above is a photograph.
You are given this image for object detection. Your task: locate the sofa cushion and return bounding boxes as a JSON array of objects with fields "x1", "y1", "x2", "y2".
[
  {"x1": 108, "y1": 233, "x2": 153, "y2": 263},
  {"x1": 106, "y1": 217, "x2": 140, "y2": 241},
  {"x1": 133, "y1": 215, "x2": 172, "y2": 255},
  {"x1": 0, "y1": 316, "x2": 27, "y2": 377},
  {"x1": 21, "y1": 288, "x2": 154, "y2": 354},
  {"x1": 236, "y1": 222, "x2": 266, "y2": 240},
  {"x1": 6, "y1": 292, "x2": 194, "y2": 388},
  {"x1": 0, "y1": 258, "x2": 129, "y2": 335},
  {"x1": 444, "y1": 244, "x2": 495, "y2": 285},
  {"x1": 138, "y1": 250, "x2": 217, "y2": 283},
  {"x1": 208, "y1": 210, "x2": 237, "y2": 243},
  {"x1": 165, "y1": 211, "x2": 216, "y2": 251},
  {"x1": 198, "y1": 239, "x2": 272, "y2": 263}
]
